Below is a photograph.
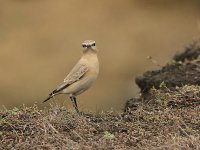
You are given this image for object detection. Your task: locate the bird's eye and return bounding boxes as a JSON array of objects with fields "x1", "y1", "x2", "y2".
[
  {"x1": 82, "y1": 45, "x2": 86, "y2": 47},
  {"x1": 92, "y1": 43, "x2": 96, "y2": 46}
]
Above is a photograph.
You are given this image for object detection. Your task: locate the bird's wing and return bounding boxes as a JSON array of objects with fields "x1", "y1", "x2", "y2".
[
  {"x1": 43, "y1": 61, "x2": 88, "y2": 103},
  {"x1": 64, "y1": 62, "x2": 88, "y2": 83},
  {"x1": 52, "y1": 62, "x2": 88, "y2": 94}
]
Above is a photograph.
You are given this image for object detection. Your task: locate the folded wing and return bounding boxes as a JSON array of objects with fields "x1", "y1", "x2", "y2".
[{"x1": 43, "y1": 62, "x2": 88, "y2": 102}]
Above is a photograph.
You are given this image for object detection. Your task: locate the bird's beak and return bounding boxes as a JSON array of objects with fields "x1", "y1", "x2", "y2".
[{"x1": 86, "y1": 45, "x2": 91, "y2": 48}]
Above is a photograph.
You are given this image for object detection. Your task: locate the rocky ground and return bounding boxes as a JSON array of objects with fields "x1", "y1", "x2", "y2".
[{"x1": 0, "y1": 42, "x2": 200, "y2": 150}]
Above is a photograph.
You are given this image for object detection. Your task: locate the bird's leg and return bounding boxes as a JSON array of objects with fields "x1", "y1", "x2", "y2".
[{"x1": 70, "y1": 96, "x2": 79, "y2": 114}]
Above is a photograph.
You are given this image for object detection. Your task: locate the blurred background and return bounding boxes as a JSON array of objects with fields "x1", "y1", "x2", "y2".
[{"x1": 0, "y1": 0, "x2": 200, "y2": 112}]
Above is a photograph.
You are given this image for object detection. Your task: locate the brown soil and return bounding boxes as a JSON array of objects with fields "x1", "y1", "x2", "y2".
[{"x1": 135, "y1": 42, "x2": 200, "y2": 94}]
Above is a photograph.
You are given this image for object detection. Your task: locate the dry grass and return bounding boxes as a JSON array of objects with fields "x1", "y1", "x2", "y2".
[{"x1": 0, "y1": 85, "x2": 200, "y2": 150}]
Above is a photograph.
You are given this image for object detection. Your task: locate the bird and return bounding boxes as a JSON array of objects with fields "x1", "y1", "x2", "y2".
[{"x1": 43, "y1": 40, "x2": 99, "y2": 113}]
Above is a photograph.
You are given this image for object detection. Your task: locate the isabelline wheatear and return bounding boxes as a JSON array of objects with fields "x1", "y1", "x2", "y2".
[{"x1": 43, "y1": 40, "x2": 99, "y2": 113}]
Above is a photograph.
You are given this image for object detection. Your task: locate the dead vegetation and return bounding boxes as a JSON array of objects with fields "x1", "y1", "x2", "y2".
[{"x1": 0, "y1": 84, "x2": 199, "y2": 149}]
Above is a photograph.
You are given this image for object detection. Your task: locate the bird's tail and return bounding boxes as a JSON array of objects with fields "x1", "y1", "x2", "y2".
[
  {"x1": 43, "y1": 87, "x2": 61, "y2": 103},
  {"x1": 43, "y1": 92, "x2": 55, "y2": 103},
  {"x1": 43, "y1": 95, "x2": 53, "y2": 103}
]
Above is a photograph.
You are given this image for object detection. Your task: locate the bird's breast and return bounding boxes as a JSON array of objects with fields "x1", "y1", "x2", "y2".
[{"x1": 84, "y1": 54, "x2": 99, "y2": 74}]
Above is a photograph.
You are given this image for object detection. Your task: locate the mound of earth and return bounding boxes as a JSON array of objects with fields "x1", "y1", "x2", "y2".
[{"x1": 135, "y1": 42, "x2": 200, "y2": 94}]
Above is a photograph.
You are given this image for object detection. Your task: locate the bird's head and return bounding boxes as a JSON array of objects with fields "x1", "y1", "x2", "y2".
[{"x1": 82, "y1": 40, "x2": 97, "y2": 53}]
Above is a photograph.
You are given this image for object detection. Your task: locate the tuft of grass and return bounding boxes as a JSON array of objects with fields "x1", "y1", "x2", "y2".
[{"x1": 103, "y1": 131, "x2": 115, "y2": 140}]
